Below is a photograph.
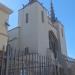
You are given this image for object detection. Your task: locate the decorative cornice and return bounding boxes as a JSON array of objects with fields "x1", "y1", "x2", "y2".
[
  {"x1": 0, "y1": 3, "x2": 13, "y2": 14},
  {"x1": 0, "y1": 33, "x2": 8, "y2": 37},
  {"x1": 8, "y1": 26, "x2": 20, "y2": 32},
  {"x1": 8, "y1": 37, "x2": 17, "y2": 42}
]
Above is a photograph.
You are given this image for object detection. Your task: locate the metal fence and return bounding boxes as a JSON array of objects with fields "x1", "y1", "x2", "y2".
[
  {"x1": 5, "y1": 46, "x2": 56, "y2": 75},
  {"x1": 1, "y1": 45, "x2": 74, "y2": 75},
  {"x1": 0, "y1": 46, "x2": 7, "y2": 75}
]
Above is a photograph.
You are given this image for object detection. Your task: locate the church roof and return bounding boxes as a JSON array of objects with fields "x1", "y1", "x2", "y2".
[{"x1": 19, "y1": 1, "x2": 48, "y2": 13}]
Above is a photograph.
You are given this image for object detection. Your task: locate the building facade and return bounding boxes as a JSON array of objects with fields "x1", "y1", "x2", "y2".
[
  {"x1": 0, "y1": 3, "x2": 12, "y2": 51},
  {"x1": 0, "y1": 0, "x2": 74, "y2": 75},
  {"x1": 8, "y1": 0, "x2": 67, "y2": 56},
  {"x1": 8, "y1": 0, "x2": 68, "y2": 74},
  {"x1": 0, "y1": 3, "x2": 12, "y2": 75}
]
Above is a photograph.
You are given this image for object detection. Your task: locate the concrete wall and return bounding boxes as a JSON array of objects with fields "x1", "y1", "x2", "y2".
[{"x1": 0, "y1": 9, "x2": 10, "y2": 51}]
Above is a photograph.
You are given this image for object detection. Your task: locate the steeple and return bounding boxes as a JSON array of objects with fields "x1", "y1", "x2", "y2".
[
  {"x1": 29, "y1": 0, "x2": 37, "y2": 3},
  {"x1": 50, "y1": 0, "x2": 56, "y2": 23}
]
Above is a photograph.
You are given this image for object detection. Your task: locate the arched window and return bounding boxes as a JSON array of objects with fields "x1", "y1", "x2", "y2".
[
  {"x1": 26, "y1": 13, "x2": 29, "y2": 23},
  {"x1": 41, "y1": 11, "x2": 44, "y2": 23},
  {"x1": 48, "y1": 31, "x2": 58, "y2": 58}
]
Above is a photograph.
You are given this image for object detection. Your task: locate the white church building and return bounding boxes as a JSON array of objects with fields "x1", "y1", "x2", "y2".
[
  {"x1": 8, "y1": 0, "x2": 67, "y2": 56},
  {"x1": 1, "y1": 0, "x2": 74, "y2": 75},
  {"x1": 7, "y1": 0, "x2": 68, "y2": 74}
]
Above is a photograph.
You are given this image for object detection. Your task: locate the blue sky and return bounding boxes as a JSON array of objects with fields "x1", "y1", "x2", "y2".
[{"x1": 0, "y1": 0, "x2": 75, "y2": 58}]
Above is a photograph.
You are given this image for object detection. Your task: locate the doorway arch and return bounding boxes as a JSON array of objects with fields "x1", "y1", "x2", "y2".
[{"x1": 48, "y1": 30, "x2": 58, "y2": 59}]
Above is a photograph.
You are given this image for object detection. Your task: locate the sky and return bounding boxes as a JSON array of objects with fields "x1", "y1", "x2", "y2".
[{"x1": 0, "y1": 0, "x2": 75, "y2": 58}]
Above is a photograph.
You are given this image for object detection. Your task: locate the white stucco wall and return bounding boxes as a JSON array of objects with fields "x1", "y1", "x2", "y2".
[
  {"x1": 18, "y1": 2, "x2": 59, "y2": 56},
  {"x1": 18, "y1": 2, "x2": 40, "y2": 52},
  {"x1": 58, "y1": 23, "x2": 67, "y2": 56},
  {"x1": 8, "y1": 2, "x2": 67, "y2": 57},
  {"x1": 8, "y1": 27, "x2": 20, "y2": 50}
]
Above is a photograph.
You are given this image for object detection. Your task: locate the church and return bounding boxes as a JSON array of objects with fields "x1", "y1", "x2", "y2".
[
  {"x1": 0, "y1": 0, "x2": 75, "y2": 75},
  {"x1": 9, "y1": 0, "x2": 67, "y2": 56}
]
